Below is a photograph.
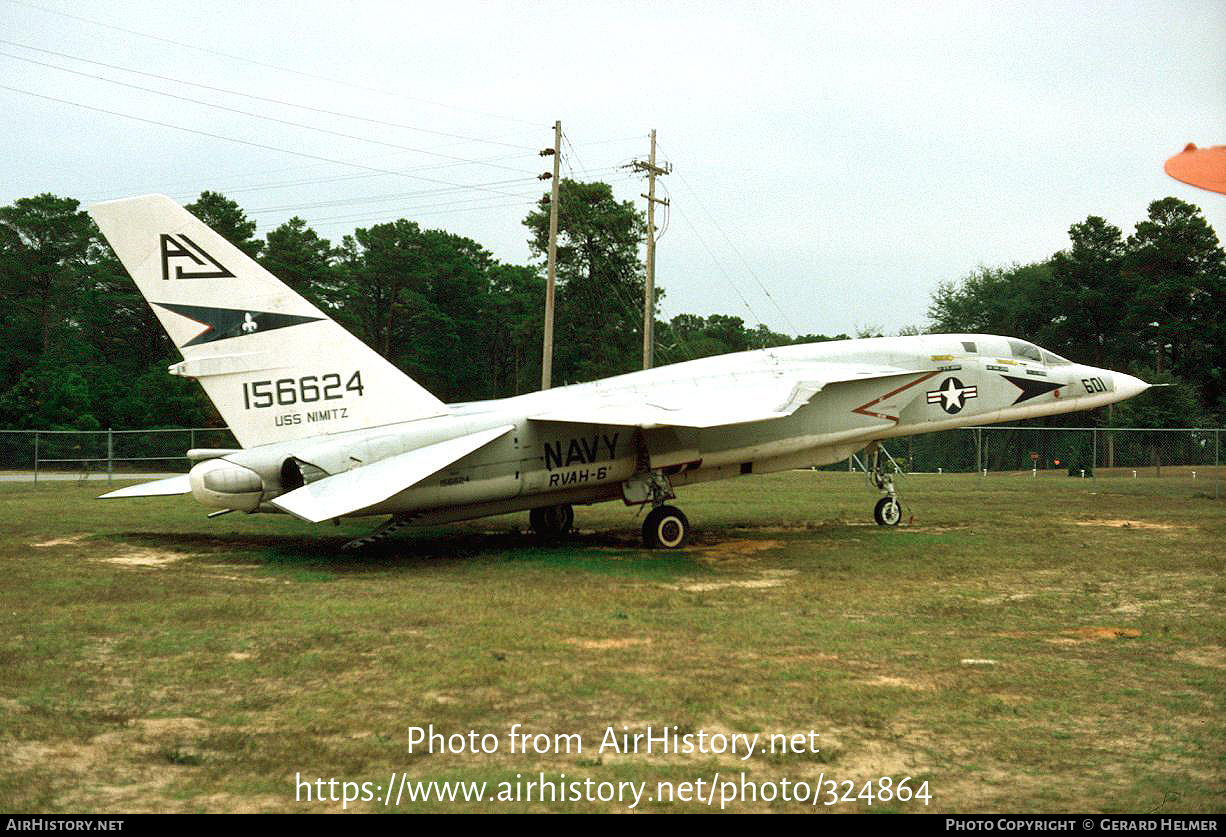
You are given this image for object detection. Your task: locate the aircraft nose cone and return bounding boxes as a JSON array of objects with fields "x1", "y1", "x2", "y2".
[{"x1": 1113, "y1": 372, "x2": 1150, "y2": 400}]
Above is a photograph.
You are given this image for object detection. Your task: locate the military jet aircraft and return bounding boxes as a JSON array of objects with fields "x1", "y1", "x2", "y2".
[{"x1": 92, "y1": 195, "x2": 1150, "y2": 548}]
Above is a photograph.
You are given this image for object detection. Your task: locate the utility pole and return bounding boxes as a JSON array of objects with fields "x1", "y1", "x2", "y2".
[
  {"x1": 539, "y1": 120, "x2": 561, "y2": 390},
  {"x1": 629, "y1": 129, "x2": 670, "y2": 369}
]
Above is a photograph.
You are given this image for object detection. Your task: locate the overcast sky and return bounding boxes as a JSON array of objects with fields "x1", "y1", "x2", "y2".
[{"x1": 2, "y1": 0, "x2": 1223, "y2": 337}]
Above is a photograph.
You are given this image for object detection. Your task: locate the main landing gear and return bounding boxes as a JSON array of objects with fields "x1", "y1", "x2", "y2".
[
  {"x1": 642, "y1": 505, "x2": 690, "y2": 549},
  {"x1": 529, "y1": 503, "x2": 574, "y2": 537},
  {"x1": 865, "y1": 442, "x2": 904, "y2": 527},
  {"x1": 624, "y1": 470, "x2": 690, "y2": 549}
]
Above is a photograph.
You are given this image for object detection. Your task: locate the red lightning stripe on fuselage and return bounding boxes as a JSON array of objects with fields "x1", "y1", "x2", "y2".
[{"x1": 851, "y1": 371, "x2": 940, "y2": 423}]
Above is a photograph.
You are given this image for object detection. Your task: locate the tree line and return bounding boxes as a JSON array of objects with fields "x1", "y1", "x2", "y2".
[
  {"x1": 0, "y1": 183, "x2": 1221, "y2": 431},
  {"x1": 928, "y1": 197, "x2": 1225, "y2": 427}
]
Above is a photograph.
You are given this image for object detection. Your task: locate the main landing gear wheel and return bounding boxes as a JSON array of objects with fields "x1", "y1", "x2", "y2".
[
  {"x1": 642, "y1": 505, "x2": 690, "y2": 549},
  {"x1": 874, "y1": 496, "x2": 902, "y2": 526},
  {"x1": 529, "y1": 504, "x2": 574, "y2": 537}
]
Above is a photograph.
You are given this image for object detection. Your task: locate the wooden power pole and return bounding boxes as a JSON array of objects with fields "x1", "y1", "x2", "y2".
[
  {"x1": 540, "y1": 120, "x2": 562, "y2": 390},
  {"x1": 630, "y1": 129, "x2": 670, "y2": 369}
]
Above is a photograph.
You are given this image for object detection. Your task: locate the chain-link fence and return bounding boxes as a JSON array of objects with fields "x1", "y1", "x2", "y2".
[
  {"x1": 0, "y1": 427, "x2": 238, "y2": 484},
  {"x1": 849, "y1": 426, "x2": 1223, "y2": 499},
  {"x1": 823, "y1": 426, "x2": 1220, "y2": 498},
  {"x1": 1, "y1": 425, "x2": 1221, "y2": 496}
]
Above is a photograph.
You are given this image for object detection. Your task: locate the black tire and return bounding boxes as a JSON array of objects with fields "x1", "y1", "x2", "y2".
[
  {"x1": 874, "y1": 496, "x2": 902, "y2": 526},
  {"x1": 530, "y1": 504, "x2": 573, "y2": 536},
  {"x1": 642, "y1": 505, "x2": 690, "y2": 549}
]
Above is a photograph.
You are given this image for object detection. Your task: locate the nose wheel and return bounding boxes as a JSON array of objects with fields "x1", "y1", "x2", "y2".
[{"x1": 873, "y1": 496, "x2": 902, "y2": 526}]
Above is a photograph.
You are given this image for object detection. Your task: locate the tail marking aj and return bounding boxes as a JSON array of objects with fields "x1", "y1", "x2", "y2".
[{"x1": 160, "y1": 233, "x2": 234, "y2": 280}]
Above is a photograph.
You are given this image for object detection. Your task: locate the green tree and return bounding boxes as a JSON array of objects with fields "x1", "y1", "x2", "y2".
[
  {"x1": 1047, "y1": 216, "x2": 1128, "y2": 367},
  {"x1": 186, "y1": 191, "x2": 261, "y2": 258},
  {"x1": 260, "y1": 217, "x2": 338, "y2": 310},
  {"x1": 524, "y1": 180, "x2": 647, "y2": 383},
  {"x1": 0, "y1": 194, "x2": 93, "y2": 365},
  {"x1": 337, "y1": 220, "x2": 496, "y2": 401},
  {"x1": 484, "y1": 264, "x2": 544, "y2": 397},
  {"x1": 927, "y1": 262, "x2": 1057, "y2": 342},
  {"x1": 1123, "y1": 197, "x2": 1225, "y2": 416}
]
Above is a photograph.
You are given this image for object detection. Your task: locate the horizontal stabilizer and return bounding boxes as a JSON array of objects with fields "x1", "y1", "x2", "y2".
[
  {"x1": 271, "y1": 424, "x2": 514, "y2": 523},
  {"x1": 99, "y1": 475, "x2": 192, "y2": 499}
]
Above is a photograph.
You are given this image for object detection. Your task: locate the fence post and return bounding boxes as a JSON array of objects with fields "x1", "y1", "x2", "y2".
[
  {"x1": 975, "y1": 428, "x2": 982, "y2": 477},
  {"x1": 33, "y1": 431, "x2": 39, "y2": 484},
  {"x1": 1092, "y1": 428, "x2": 1097, "y2": 485},
  {"x1": 107, "y1": 428, "x2": 113, "y2": 486},
  {"x1": 1216, "y1": 429, "x2": 1220, "y2": 501}
]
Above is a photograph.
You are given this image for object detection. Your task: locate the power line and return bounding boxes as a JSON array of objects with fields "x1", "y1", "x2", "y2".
[
  {"x1": 658, "y1": 142, "x2": 801, "y2": 335},
  {"x1": 255, "y1": 192, "x2": 542, "y2": 225},
  {"x1": 672, "y1": 203, "x2": 765, "y2": 327},
  {"x1": 0, "y1": 83, "x2": 532, "y2": 198},
  {"x1": 0, "y1": 51, "x2": 538, "y2": 176},
  {"x1": 0, "y1": 38, "x2": 540, "y2": 152},
  {"x1": 4, "y1": 0, "x2": 541, "y2": 127},
  {"x1": 244, "y1": 179, "x2": 543, "y2": 215},
  {"x1": 161, "y1": 151, "x2": 544, "y2": 199}
]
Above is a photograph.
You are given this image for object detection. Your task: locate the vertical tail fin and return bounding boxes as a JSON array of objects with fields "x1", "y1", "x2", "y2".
[{"x1": 90, "y1": 194, "x2": 446, "y2": 448}]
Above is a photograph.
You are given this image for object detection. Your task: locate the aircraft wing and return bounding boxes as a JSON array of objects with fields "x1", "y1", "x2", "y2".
[
  {"x1": 99, "y1": 474, "x2": 192, "y2": 499},
  {"x1": 271, "y1": 424, "x2": 514, "y2": 523},
  {"x1": 529, "y1": 363, "x2": 913, "y2": 428}
]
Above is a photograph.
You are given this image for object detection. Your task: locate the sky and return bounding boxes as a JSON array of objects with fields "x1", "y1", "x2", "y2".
[{"x1": 1, "y1": 0, "x2": 1223, "y2": 338}]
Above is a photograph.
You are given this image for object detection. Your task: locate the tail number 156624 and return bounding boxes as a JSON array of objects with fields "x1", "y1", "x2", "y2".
[{"x1": 242, "y1": 371, "x2": 364, "y2": 409}]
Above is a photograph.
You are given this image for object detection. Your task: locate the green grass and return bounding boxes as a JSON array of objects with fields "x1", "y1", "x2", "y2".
[{"x1": 0, "y1": 472, "x2": 1222, "y2": 813}]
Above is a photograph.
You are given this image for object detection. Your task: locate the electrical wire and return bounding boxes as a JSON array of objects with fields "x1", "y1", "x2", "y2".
[
  {"x1": 0, "y1": 51, "x2": 538, "y2": 175},
  {"x1": 0, "y1": 83, "x2": 532, "y2": 198},
  {"x1": 0, "y1": 38, "x2": 540, "y2": 151},
  {"x1": 4, "y1": 0, "x2": 541, "y2": 127},
  {"x1": 657, "y1": 142, "x2": 800, "y2": 335}
]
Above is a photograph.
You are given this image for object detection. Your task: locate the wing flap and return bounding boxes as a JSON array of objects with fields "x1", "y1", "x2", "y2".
[
  {"x1": 271, "y1": 424, "x2": 513, "y2": 523},
  {"x1": 99, "y1": 475, "x2": 192, "y2": 499}
]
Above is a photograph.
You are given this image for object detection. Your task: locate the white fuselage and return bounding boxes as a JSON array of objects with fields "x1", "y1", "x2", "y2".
[{"x1": 200, "y1": 334, "x2": 1145, "y2": 524}]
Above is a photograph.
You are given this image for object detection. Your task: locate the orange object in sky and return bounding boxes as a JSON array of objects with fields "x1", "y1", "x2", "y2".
[{"x1": 1164, "y1": 143, "x2": 1226, "y2": 195}]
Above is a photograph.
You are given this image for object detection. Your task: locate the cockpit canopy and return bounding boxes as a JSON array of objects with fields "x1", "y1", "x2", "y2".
[
  {"x1": 954, "y1": 337, "x2": 1072, "y2": 367},
  {"x1": 1009, "y1": 339, "x2": 1072, "y2": 366}
]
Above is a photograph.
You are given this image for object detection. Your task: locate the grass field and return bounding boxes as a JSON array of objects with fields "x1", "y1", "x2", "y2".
[{"x1": 0, "y1": 472, "x2": 1222, "y2": 813}]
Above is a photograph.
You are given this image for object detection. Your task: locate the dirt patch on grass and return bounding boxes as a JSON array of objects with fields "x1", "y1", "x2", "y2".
[
  {"x1": 565, "y1": 638, "x2": 653, "y2": 651},
  {"x1": 1068, "y1": 519, "x2": 1188, "y2": 531},
  {"x1": 1174, "y1": 646, "x2": 1226, "y2": 669},
  {"x1": 2, "y1": 716, "x2": 211, "y2": 810},
  {"x1": 862, "y1": 675, "x2": 934, "y2": 691},
  {"x1": 670, "y1": 569, "x2": 798, "y2": 593},
  {"x1": 797, "y1": 732, "x2": 929, "y2": 782},
  {"x1": 896, "y1": 526, "x2": 968, "y2": 535},
  {"x1": 1049, "y1": 626, "x2": 1142, "y2": 644},
  {"x1": 104, "y1": 548, "x2": 189, "y2": 568},
  {"x1": 697, "y1": 539, "x2": 784, "y2": 560},
  {"x1": 30, "y1": 535, "x2": 86, "y2": 547}
]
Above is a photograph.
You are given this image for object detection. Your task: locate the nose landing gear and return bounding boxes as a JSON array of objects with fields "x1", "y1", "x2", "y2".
[{"x1": 866, "y1": 442, "x2": 905, "y2": 527}]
